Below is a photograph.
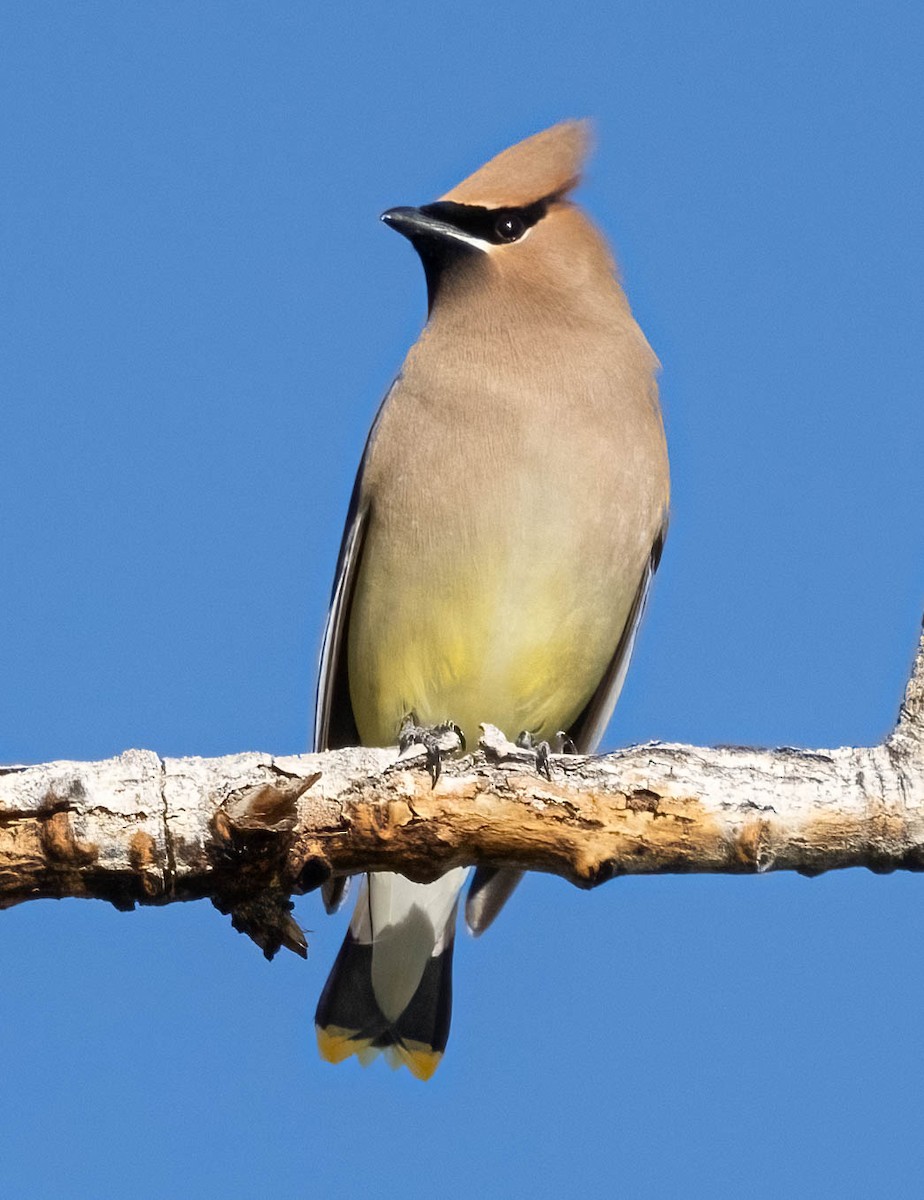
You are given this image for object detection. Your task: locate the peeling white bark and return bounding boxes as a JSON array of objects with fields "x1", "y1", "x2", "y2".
[{"x1": 1, "y1": 618, "x2": 922, "y2": 956}]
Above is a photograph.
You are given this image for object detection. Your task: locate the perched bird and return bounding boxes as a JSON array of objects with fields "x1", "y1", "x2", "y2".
[{"x1": 314, "y1": 120, "x2": 670, "y2": 1079}]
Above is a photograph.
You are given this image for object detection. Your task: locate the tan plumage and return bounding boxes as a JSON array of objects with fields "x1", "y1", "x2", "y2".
[
  {"x1": 440, "y1": 118, "x2": 590, "y2": 207},
  {"x1": 314, "y1": 120, "x2": 669, "y2": 1079}
]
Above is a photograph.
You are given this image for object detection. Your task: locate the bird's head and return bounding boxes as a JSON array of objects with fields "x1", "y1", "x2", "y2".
[{"x1": 381, "y1": 120, "x2": 616, "y2": 319}]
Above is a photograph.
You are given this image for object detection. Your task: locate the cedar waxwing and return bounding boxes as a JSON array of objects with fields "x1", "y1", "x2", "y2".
[{"x1": 314, "y1": 120, "x2": 670, "y2": 1079}]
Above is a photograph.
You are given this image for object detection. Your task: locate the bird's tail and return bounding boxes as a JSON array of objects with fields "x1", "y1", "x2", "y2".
[{"x1": 315, "y1": 868, "x2": 467, "y2": 1081}]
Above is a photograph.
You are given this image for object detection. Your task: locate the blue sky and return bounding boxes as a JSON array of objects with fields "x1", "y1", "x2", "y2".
[{"x1": 2, "y1": 2, "x2": 923, "y2": 1196}]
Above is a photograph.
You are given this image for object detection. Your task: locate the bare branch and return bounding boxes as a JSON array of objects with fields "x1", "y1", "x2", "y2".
[{"x1": 2, "y1": 617, "x2": 922, "y2": 956}]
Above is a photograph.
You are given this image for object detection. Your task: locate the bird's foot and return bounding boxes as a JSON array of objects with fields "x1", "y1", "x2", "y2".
[
  {"x1": 515, "y1": 730, "x2": 576, "y2": 780},
  {"x1": 397, "y1": 714, "x2": 466, "y2": 786},
  {"x1": 478, "y1": 725, "x2": 576, "y2": 777}
]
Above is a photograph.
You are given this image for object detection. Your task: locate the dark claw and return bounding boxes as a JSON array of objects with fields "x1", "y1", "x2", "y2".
[
  {"x1": 423, "y1": 734, "x2": 442, "y2": 786},
  {"x1": 398, "y1": 715, "x2": 465, "y2": 787},
  {"x1": 515, "y1": 730, "x2": 553, "y2": 780},
  {"x1": 535, "y1": 740, "x2": 552, "y2": 781}
]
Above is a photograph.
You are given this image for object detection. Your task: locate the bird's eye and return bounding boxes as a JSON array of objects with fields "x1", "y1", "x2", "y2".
[{"x1": 493, "y1": 212, "x2": 527, "y2": 242}]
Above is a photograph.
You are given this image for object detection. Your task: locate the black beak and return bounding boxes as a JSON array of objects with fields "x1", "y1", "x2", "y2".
[
  {"x1": 381, "y1": 206, "x2": 458, "y2": 243},
  {"x1": 381, "y1": 205, "x2": 477, "y2": 315}
]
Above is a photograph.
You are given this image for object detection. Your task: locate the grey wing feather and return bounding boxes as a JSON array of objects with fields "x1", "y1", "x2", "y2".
[
  {"x1": 320, "y1": 875, "x2": 352, "y2": 914},
  {"x1": 465, "y1": 866, "x2": 525, "y2": 938},
  {"x1": 314, "y1": 381, "x2": 399, "y2": 752},
  {"x1": 465, "y1": 523, "x2": 668, "y2": 936},
  {"x1": 313, "y1": 499, "x2": 367, "y2": 753},
  {"x1": 566, "y1": 522, "x2": 667, "y2": 755}
]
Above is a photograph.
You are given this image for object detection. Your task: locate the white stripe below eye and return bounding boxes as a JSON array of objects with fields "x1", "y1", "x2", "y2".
[{"x1": 436, "y1": 225, "x2": 494, "y2": 252}]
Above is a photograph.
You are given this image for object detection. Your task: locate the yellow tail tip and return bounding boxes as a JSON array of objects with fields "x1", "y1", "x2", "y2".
[
  {"x1": 385, "y1": 1041, "x2": 443, "y2": 1081},
  {"x1": 403, "y1": 1049, "x2": 442, "y2": 1082},
  {"x1": 316, "y1": 1025, "x2": 442, "y2": 1080},
  {"x1": 316, "y1": 1025, "x2": 369, "y2": 1065}
]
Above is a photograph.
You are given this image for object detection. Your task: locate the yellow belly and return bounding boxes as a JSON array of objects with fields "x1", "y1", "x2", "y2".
[{"x1": 347, "y1": 538, "x2": 634, "y2": 749}]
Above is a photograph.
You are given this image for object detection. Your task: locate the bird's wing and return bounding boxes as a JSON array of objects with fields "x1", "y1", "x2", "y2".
[
  {"x1": 313, "y1": 492, "x2": 367, "y2": 754},
  {"x1": 466, "y1": 521, "x2": 668, "y2": 936},
  {"x1": 314, "y1": 383, "x2": 397, "y2": 753},
  {"x1": 566, "y1": 520, "x2": 667, "y2": 755}
]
